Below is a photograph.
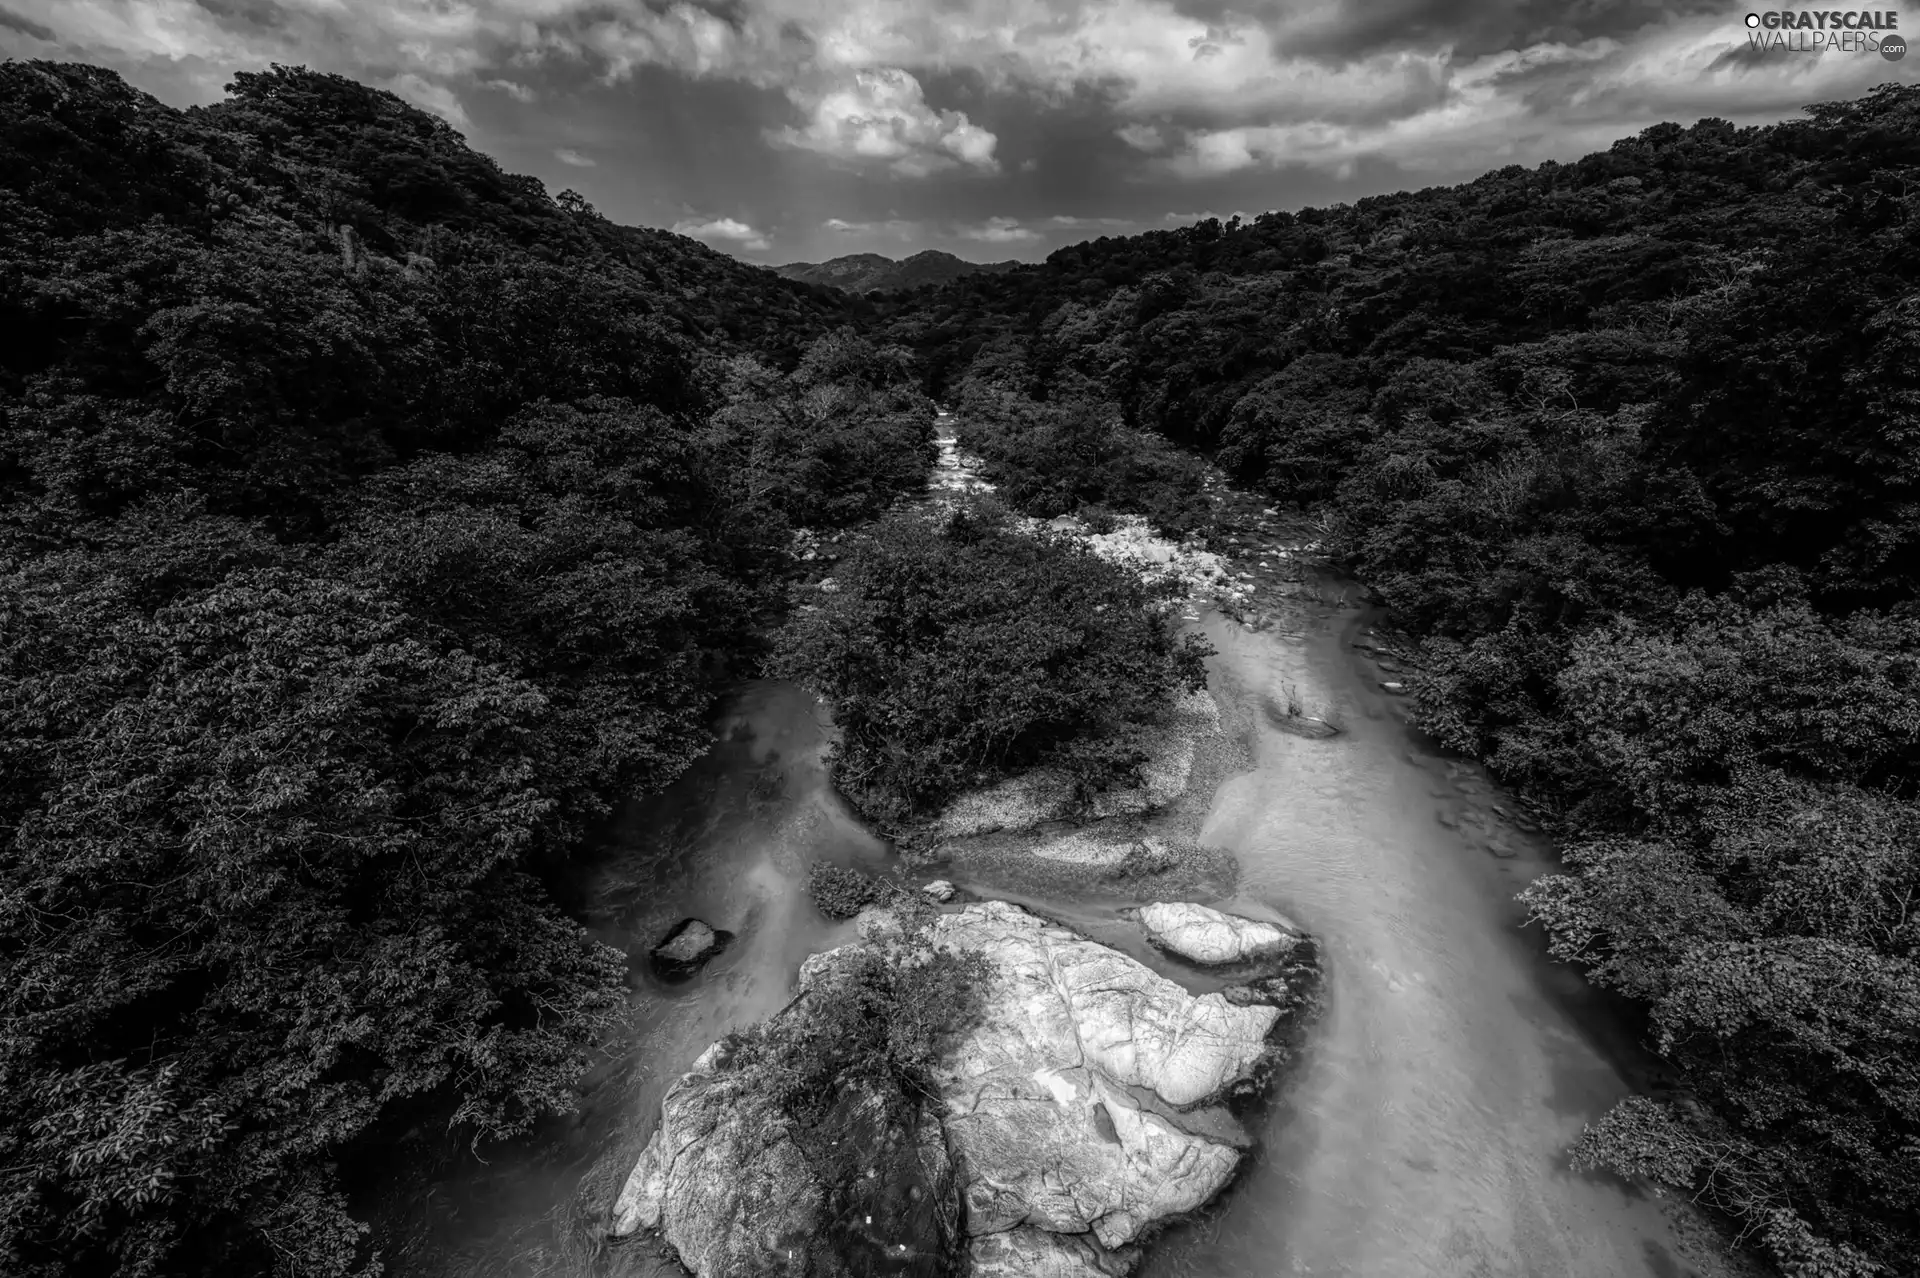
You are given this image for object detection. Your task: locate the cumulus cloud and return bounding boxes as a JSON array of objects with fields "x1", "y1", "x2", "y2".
[
  {"x1": 957, "y1": 216, "x2": 1039, "y2": 243},
  {"x1": 555, "y1": 147, "x2": 596, "y2": 166},
  {"x1": 1116, "y1": 123, "x2": 1166, "y2": 152},
  {"x1": 387, "y1": 72, "x2": 470, "y2": 127},
  {"x1": 824, "y1": 217, "x2": 919, "y2": 238},
  {"x1": 673, "y1": 216, "x2": 772, "y2": 251},
  {"x1": 770, "y1": 67, "x2": 997, "y2": 176}
]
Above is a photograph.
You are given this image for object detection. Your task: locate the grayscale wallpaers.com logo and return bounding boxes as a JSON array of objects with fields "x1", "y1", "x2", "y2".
[{"x1": 1745, "y1": 10, "x2": 1907, "y2": 57}]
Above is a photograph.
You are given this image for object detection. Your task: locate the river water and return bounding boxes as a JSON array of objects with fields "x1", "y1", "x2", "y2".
[{"x1": 391, "y1": 413, "x2": 1750, "y2": 1278}]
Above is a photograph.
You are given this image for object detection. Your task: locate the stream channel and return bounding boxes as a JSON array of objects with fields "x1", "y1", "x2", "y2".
[{"x1": 392, "y1": 412, "x2": 1755, "y2": 1278}]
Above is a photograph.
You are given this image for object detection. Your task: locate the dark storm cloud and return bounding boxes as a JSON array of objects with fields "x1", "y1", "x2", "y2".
[
  {"x1": 190, "y1": 0, "x2": 290, "y2": 31},
  {"x1": 1275, "y1": 0, "x2": 1728, "y2": 62},
  {"x1": 0, "y1": 6, "x2": 53, "y2": 41}
]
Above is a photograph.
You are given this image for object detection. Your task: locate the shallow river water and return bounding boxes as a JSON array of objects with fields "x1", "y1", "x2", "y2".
[{"x1": 393, "y1": 419, "x2": 1752, "y2": 1278}]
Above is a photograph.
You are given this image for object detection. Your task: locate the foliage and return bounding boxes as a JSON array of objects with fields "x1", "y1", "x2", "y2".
[
  {"x1": 0, "y1": 60, "x2": 916, "y2": 1278},
  {"x1": 704, "y1": 330, "x2": 936, "y2": 529},
  {"x1": 722, "y1": 936, "x2": 993, "y2": 1129},
  {"x1": 0, "y1": 556, "x2": 627, "y2": 1278},
  {"x1": 949, "y1": 368, "x2": 1216, "y2": 537},
  {"x1": 769, "y1": 500, "x2": 1210, "y2": 822},
  {"x1": 806, "y1": 864, "x2": 902, "y2": 920}
]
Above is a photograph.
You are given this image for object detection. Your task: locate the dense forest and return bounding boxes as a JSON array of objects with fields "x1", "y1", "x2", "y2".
[
  {"x1": 875, "y1": 83, "x2": 1920, "y2": 1278},
  {"x1": 0, "y1": 60, "x2": 926, "y2": 1278},
  {"x1": 3, "y1": 53, "x2": 1918, "y2": 1278}
]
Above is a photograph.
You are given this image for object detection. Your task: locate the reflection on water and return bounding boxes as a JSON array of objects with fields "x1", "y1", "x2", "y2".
[{"x1": 391, "y1": 559, "x2": 1753, "y2": 1278}]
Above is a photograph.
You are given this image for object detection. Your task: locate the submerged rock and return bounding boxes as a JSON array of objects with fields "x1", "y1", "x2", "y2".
[
  {"x1": 648, "y1": 919, "x2": 727, "y2": 979},
  {"x1": 1130, "y1": 902, "x2": 1301, "y2": 967},
  {"x1": 614, "y1": 900, "x2": 1315, "y2": 1276}
]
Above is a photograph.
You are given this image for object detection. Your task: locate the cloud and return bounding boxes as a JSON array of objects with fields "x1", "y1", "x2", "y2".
[
  {"x1": 555, "y1": 147, "x2": 597, "y2": 167},
  {"x1": 486, "y1": 78, "x2": 537, "y2": 102},
  {"x1": 0, "y1": 6, "x2": 55, "y2": 41},
  {"x1": 1143, "y1": 15, "x2": 1907, "y2": 180},
  {"x1": 957, "y1": 216, "x2": 1039, "y2": 243},
  {"x1": 1047, "y1": 215, "x2": 1134, "y2": 229},
  {"x1": 824, "y1": 217, "x2": 918, "y2": 238},
  {"x1": 1163, "y1": 209, "x2": 1255, "y2": 224},
  {"x1": 387, "y1": 72, "x2": 470, "y2": 128},
  {"x1": 8, "y1": 0, "x2": 1915, "y2": 224},
  {"x1": 770, "y1": 67, "x2": 997, "y2": 177},
  {"x1": 672, "y1": 215, "x2": 772, "y2": 251}
]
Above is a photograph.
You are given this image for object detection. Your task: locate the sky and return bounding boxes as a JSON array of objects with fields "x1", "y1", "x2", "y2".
[{"x1": 3, "y1": 1, "x2": 1915, "y2": 264}]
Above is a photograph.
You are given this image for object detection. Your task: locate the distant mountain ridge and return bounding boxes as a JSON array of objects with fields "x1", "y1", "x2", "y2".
[{"x1": 775, "y1": 249, "x2": 1021, "y2": 294}]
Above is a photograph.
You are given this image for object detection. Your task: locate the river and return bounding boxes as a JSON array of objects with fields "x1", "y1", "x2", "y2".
[{"x1": 387, "y1": 413, "x2": 1751, "y2": 1278}]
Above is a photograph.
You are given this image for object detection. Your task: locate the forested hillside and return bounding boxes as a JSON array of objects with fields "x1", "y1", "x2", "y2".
[
  {"x1": 775, "y1": 250, "x2": 1020, "y2": 295},
  {"x1": 877, "y1": 83, "x2": 1920, "y2": 1278},
  {"x1": 0, "y1": 60, "x2": 929, "y2": 1278}
]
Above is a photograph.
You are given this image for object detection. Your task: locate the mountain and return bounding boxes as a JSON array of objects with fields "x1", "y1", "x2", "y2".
[{"x1": 775, "y1": 249, "x2": 1022, "y2": 294}]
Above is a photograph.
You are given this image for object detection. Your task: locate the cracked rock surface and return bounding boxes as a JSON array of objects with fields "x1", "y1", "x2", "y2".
[
  {"x1": 611, "y1": 900, "x2": 1308, "y2": 1276},
  {"x1": 929, "y1": 902, "x2": 1279, "y2": 1267},
  {"x1": 1130, "y1": 901, "x2": 1303, "y2": 967}
]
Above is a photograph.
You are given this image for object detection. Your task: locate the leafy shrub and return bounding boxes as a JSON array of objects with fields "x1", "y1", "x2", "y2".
[
  {"x1": 950, "y1": 377, "x2": 1217, "y2": 537},
  {"x1": 725, "y1": 937, "x2": 992, "y2": 1127},
  {"x1": 706, "y1": 926, "x2": 989, "y2": 1278},
  {"x1": 806, "y1": 864, "x2": 898, "y2": 920},
  {"x1": 769, "y1": 499, "x2": 1211, "y2": 822}
]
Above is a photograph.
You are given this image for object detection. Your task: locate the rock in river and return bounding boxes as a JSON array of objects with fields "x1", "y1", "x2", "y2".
[
  {"x1": 612, "y1": 900, "x2": 1316, "y2": 1276},
  {"x1": 1130, "y1": 901, "x2": 1301, "y2": 967},
  {"x1": 648, "y1": 918, "x2": 728, "y2": 979}
]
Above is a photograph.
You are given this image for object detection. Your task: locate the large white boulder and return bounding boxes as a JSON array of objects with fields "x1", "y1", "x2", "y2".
[
  {"x1": 1132, "y1": 901, "x2": 1302, "y2": 966},
  {"x1": 612, "y1": 901, "x2": 1308, "y2": 1276}
]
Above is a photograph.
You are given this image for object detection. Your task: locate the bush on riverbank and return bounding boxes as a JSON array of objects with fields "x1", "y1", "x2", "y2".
[
  {"x1": 949, "y1": 364, "x2": 1216, "y2": 538},
  {"x1": 769, "y1": 499, "x2": 1211, "y2": 823}
]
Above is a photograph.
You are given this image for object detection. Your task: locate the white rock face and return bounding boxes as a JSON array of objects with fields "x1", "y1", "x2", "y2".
[
  {"x1": 613, "y1": 902, "x2": 1299, "y2": 1275},
  {"x1": 928, "y1": 902, "x2": 1279, "y2": 1261},
  {"x1": 1134, "y1": 902, "x2": 1301, "y2": 966},
  {"x1": 970, "y1": 1225, "x2": 1138, "y2": 1277}
]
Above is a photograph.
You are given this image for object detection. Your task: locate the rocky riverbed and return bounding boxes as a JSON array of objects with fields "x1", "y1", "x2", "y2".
[{"x1": 611, "y1": 899, "x2": 1318, "y2": 1277}]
